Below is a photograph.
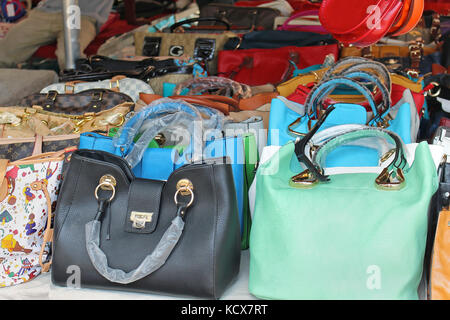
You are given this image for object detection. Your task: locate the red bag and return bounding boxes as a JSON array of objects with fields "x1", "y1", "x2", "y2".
[
  {"x1": 425, "y1": 0, "x2": 450, "y2": 15},
  {"x1": 217, "y1": 44, "x2": 339, "y2": 86},
  {"x1": 319, "y1": 0, "x2": 404, "y2": 46}
]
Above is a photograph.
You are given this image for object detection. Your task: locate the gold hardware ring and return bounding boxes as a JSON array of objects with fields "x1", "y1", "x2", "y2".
[
  {"x1": 174, "y1": 186, "x2": 194, "y2": 208},
  {"x1": 94, "y1": 182, "x2": 116, "y2": 202}
]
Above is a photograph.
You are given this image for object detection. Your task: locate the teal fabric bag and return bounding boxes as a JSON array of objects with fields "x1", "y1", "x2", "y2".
[{"x1": 249, "y1": 124, "x2": 438, "y2": 300}]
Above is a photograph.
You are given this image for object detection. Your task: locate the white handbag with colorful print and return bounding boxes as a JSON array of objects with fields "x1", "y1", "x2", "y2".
[{"x1": 0, "y1": 150, "x2": 66, "y2": 287}]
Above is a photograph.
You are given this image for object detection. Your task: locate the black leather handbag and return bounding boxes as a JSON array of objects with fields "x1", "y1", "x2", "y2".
[
  {"x1": 59, "y1": 56, "x2": 195, "y2": 83},
  {"x1": 50, "y1": 149, "x2": 241, "y2": 299}
]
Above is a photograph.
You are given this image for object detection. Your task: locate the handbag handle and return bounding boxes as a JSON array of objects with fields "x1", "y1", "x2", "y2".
[
  {"x1": 173, "y1": 76, "x2": 253, "y2": 99},
  {"x1": 139, "y1": 93, "x2": 240, "y2": 115},
  {"x1": 292, "y1": 107, "x2": 409, "y2": 190},
  {"x1": 309, "y1": 70, "x2": 391, "y2": 118},
  {"x1": 321, "y1": 57, "x2": 391, "y2": 91},
  {"x1": 169, "y1": 17, "x2": 231, "y2": 33},
  {"x1": 278, "y1": 10, "x2": 327, "y2": 33},
  {"x1": 85, "y1": 182, "x2": 194, "y2": 285},
  {"x1": 0, "y1": 159, "x2": 9, "y2": 203},
  {"x1": 305, "y1": 77, "x2": 380, "y2": 120}
]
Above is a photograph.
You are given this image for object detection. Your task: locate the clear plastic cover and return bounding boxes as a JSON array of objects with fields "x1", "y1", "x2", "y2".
[
  {"x1": 112, "y1": 98, "x2": 226, "y2": 168},
  {"x1": 85, "y1": 216, "x2": 184, "y2": 284}
]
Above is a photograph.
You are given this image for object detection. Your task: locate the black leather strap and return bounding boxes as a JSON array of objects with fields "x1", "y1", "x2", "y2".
[
  {"x1": 170, "y1": 17, "x2": 231, "y2": 33},
  {"x1": 294, "y1": 106, "x2": 335, "y2": 182}
]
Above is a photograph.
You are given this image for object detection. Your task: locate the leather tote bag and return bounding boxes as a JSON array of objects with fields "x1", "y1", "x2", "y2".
[
  {"x1": 223, "y1": 30, "x2": 337, "y2": 50},
  {"x1": 78, "y1": 99, "x2": 246, "y2": 239},
  {"x1": 17, "y1": 89, "x2": 133, "y2": 114},
  {"x1": 0, "y1": 103, "x2": 133, "y2": 138},
  {"x1": 217, "y1": 44, "x2": 339, "y2": 86},
  {"x1": 249, "y1": 117, "x2": 438, "y2": 299},
  {"x1": 199, "y1": 3, "x2": 280, "y2": 30},
  {"x1": 134, "y1": 29, "x2": 236, "y2": 76},
  {"x1": 0, "y1": 134, "x2": 79, "y2": 162},
  {"x1": 50, "y1": 148, "x2": 241, "y2": 298}
]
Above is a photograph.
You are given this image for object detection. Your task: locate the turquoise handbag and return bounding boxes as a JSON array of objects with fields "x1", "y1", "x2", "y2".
[
  {"x1": 249, "y1": 111, "x2": 438, "y2": 300},
  {"x1": 268, "y1": 58, "x2": 415, "y2": 157}
]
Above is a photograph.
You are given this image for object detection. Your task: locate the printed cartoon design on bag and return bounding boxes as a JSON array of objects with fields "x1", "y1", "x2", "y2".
[
  {"x1": 0, "y1": 211, "x2": 12, "y2": 225},
  {"x1": 1, "y1": 234, "x2": 32, "y2": 253},
  {"x1": 0, "y1": 161, "x2": 63, "y2": 287},
  {"x1": 23, "y1": 187, "x2": 35, "y2": 204},
  {"x1": 25, "y1": 214, "x2": 37, "y2": 236}
]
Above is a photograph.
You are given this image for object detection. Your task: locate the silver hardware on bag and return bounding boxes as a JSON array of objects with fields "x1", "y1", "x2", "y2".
[{"x1": 130, "y1": 211, "x2": 154, "y2": 229}]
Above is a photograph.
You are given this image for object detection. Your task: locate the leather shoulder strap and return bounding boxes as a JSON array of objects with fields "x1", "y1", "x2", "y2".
[
  {"x1": 0, "y1": 159, "x2": 9, "y2": 203},
  {"x1": 239, "y1": 92, "x2": 279, "y2": 110}
]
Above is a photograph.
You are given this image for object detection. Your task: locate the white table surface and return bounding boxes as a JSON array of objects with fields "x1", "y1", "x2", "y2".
[{"x1": 0, "y1": 250, "x2": 257, "y2": 300}]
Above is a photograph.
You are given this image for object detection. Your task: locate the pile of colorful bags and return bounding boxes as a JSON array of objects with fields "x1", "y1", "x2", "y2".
[{"x1": 0, "y1": 0, "x2": 450, "y2": 300}]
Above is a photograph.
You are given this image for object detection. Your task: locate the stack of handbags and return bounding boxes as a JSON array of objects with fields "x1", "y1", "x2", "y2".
[
  {"x1": 268, "y1": 58, "x2": 419, "y2": 167},
  {"x1": 50, "y1": 100, "x2": 242, "y2": 298},
  {"x1": 319, "y1": 0, "x2": 425, "y2": 46},
  {"x1": 249, "y1": 109, "x2": 440, "y2": 299}
]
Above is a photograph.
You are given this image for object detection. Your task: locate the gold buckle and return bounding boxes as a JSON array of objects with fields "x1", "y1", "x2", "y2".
[
  {"x1": 375, "y1": 167, "x2": 405, "y2": 191},
  {"x1": 109, "y1": 79, "x2": 120, "y2": 90},
  {"x1": 174, "y1": 179, "x2": 194, "y2": 207},
  {"x1": 130, "y1": 211, "x2": 154, "y2": 229},
  {"x1": 427, "y1": 82, "x2": 441, "y2": 97},
  {"x1": 289, "y1": 169, "x2": 319, "y2": 189},
  {"x1": 288, "y1": 116, "x2": 307, "y2": 137},
  {"x1": 46, "y1": 91, "x2": 58, "y2": 101},
  {"x1": 92, "y1": 91, "x2": 103, "y2": 101}
]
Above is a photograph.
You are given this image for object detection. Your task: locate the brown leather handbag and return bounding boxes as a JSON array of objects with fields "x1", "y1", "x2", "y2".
[
  {"x1": 199, "y1": 3, "x2": 281, "y2": 31},
  {"x1": 430, "y1": 207, "x2": 450, "y2": 300},
  {"x1": 17, "y1": 89, "x2": 133, "y2": 115},
  {"x1": 0, "y1": 134, "x2": 80, "y2": 162}
]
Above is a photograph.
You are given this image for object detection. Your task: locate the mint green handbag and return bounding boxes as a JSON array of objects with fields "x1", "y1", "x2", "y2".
[{"x1": 249, "y1": 121, "x2": 438, "y2": 300}]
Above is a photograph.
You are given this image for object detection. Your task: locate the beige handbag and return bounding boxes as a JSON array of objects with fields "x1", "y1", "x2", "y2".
[
  {"x1": 0, "y1": 102, "x2": 133, "y2": 138},
  {"x1": 134, "y1": 31, "x2": 235, "y2": 75}
]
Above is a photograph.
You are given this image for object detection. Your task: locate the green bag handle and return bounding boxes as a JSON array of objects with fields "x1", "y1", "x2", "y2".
[{"x1": 292, "y1": 107, "x2": 409, "y2": 190}]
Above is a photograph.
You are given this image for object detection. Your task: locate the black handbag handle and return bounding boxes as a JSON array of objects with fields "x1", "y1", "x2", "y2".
[
  {"x1": 169, "y1": 17, "x2": 231, "y2": 33},
  {"x1": 292, "y1": 106, "x2": 408, "y2": 189}
]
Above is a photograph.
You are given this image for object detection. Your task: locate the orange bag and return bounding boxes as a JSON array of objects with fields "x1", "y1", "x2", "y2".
[{"x1": 430, "y1": 208, "x2": 450, "y2": 299}]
